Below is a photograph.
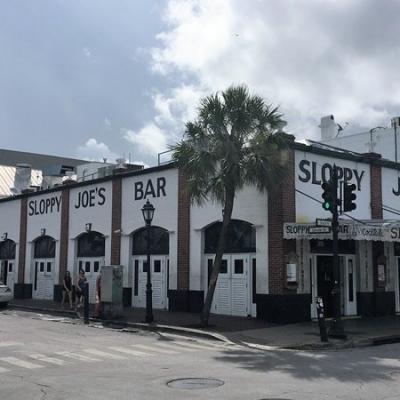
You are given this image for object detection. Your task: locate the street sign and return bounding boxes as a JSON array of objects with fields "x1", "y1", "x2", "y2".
[
  {"x1": 316, "y1": 218, "x2": 332, "y2": 227},
  {"x1": 309, "y1": 226, "x2": 331, "y2": 234}
]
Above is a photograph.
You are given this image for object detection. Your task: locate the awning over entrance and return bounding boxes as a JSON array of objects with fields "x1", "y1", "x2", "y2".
[{"x1": 284, "y1": 221, "x2": 400, "y2": 242}]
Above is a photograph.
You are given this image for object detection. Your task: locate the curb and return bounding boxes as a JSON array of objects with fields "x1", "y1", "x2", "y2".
[{"x1": 9, "y1": 303, "x2": 229, "y2": 343}]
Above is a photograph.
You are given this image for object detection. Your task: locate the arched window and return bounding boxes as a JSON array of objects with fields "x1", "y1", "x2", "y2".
[
  {"x1": 77, "y1": 232, "x2": 105, "y2": 257},
  {"x1": 34, "y1": 236, "x2": 56, "y2": 258},
  {"x1": 204, "y1": 220, "x2": 256, "y2": 253},
  {"x1": 132, "y1": 227, "x2": 169, "y2": 255},
  {"x1": 0, "y1": 239, "x2": 16, "y2": 260}
]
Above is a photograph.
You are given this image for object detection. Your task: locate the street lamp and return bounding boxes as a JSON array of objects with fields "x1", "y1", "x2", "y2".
[{"x1": 141, "y1": 200, "x2": 155, "y2": 323}]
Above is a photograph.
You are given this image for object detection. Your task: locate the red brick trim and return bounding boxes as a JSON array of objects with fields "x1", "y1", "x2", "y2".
[
  {"x1": 268, "y1": 147, "x2": 296, "y2": 294},
  {"x1": 58, "y1": 188, "x2": 70, "y2": 284},
  {"x1": 111, "y1": 176, "x2": 122, "y2": 265},
  {"x1": 18, "y1": 198, "x2": 27, "y2": 284},
  {"x1": 177, "y1": 170, "x2": 190, "y2": 290},
  {"x1": 370, "y1": 163, "x2": 383, "y2": 220}
]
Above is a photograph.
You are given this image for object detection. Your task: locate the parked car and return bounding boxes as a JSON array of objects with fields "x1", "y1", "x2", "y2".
[{"x1": 0, "y1": 281, "x2": 12, "y2": 307}]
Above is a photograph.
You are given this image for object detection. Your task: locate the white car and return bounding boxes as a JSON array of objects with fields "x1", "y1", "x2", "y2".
[{"x1": 0, "y1": 282, "x2": 12, "y2": 307}]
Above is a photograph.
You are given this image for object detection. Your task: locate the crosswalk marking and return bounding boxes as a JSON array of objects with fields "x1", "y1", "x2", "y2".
[
  {"x1": 130, "y1": 344, "x2": 179, "y2": 355},
  {"x1": 163, "y1": 340, "x2": 218, "y2": 351},
  {"x1": 108, "y1": 346, "x2": 153, "y2": 357},
  {"x1": 0, "y1": 366, "x2": 9, "y2": 373},
  {"x1": 0, "y1": 357, "x2": 43, "y2": 369},
  {"x1": 84, "y1": 349, "x2": 128, "y2": 360},
  {"x1": 56, "y1": 351, "x2": 100, "y2": 362},
  {"x1": 28, "y1": 353, "x2": 67, "y2": 366},
  {"x1": 0, "y1": 341, "x2": 23, "y2": 348}
]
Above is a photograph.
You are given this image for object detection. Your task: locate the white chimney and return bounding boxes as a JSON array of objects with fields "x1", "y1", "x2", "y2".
[
  {"x1": 320, "y1": 115, "x2": 337, "y2": 140},
  {"x1": 12, "y1": 163, "x2": 32, "y2": 194}
]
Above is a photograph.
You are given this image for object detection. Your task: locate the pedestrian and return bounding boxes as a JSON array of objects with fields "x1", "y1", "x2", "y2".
[
  {"x1": 75, "y1": 269, "x2": 87, "y2": 309},
  {"x1": 61, "y1": 270, "x2": 73, "y2": 309},
  {"x1": 94, "y1": 271, "x2": 102, "y2": 319}
]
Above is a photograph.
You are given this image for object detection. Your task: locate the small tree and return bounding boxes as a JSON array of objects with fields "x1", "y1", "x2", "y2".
[{"x1": 171, "y1": 85, "x2": 290, "y2": 326}]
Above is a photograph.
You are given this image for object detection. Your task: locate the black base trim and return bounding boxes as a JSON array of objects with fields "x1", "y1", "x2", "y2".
[
  {"x1": 14, "y1": 284, "x2": 32, "y2": 299},
  {"x1": 168, "y1": 290, "x2": 204, "y2": 313},
  {"x1": 53, "y1": 285, "x2": 63, "y2": 302},
  {"x1": 357, "y1": 291, "x2": 395, "y2": 317},
  {"x1": 256, "y1": 294, "x2": 311, "y2": 323},
  {"x1": 123, "y1": 288, "x2": 132, "y2": 307}
]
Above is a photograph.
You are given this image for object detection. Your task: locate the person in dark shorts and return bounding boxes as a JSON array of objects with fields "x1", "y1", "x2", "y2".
[
  {"x1": 61, "y1": 271, "x2": 73, "y2": 309},
  {"x1": 75, "y1": 269, "x2": 87, "y2": 309}
]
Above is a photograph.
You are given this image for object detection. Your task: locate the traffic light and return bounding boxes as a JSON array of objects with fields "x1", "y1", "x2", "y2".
[
  {"x1": 343, "y1": 183, "x2": 357, "y2": 212},
  {"x1": 321, "y1": 181, "x2": 335, "y2": 212}
]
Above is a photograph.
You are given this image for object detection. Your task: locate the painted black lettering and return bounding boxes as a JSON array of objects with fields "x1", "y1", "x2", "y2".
[
  {"x1": 50, "y1": 197, "x2": 55, "y2": 213},
  {"x1": 393, "y1": 177, "x2": 400, "y2": 196},
  {"x1": 75, "y1": 192, "x2": 81, "y2": 209},
  {"x1": 28, "y1": 200, "x2": 35, "y2": 216},
  {"x1": 334, "y1": 166, "x2": 343, "y2": 180},
  {"x1": 353, "y1": 170, "x2": 364, "y2": 191},
  {"x1": 391, "y1": 227, "x2": 399, "y2": 240},
  {"x1": 144, "y1": 180, "x2": 156, "y2": 199},
  {"x1": 45, "y1": 198, "x2": 51, "y2": 214},
  {"x1": 311, "y1": 162, "x2": 321, "y2": 185},
  {"x1": 98, "y1": 187, "x2": 106, "y2": 205},
  {"x1": 89, "y1": 189, "x2": 96, "y2": 207},
  {"x1": 135, "y1": 182, "x2": 143, "y2": 200},
  {"x1": 55, "y1": 196, "x2": 61, "y2": 212},
  {"x1": 157, "y1": 177, "x2": 166, "y2": 197},
  {"x1": 298, "y1": 160, "x2": 311, "y2": 182},
  {"x1": 39, "y1": 199, "x2": 45, "y2": 214},
  {"x1": 321, "y1": 163, "x2": 332, "y2": 183},
  {"x1": 82, "y1": 191, "x2": 89, "y2": 208},
  {"x1": 344, "y1": 168, "x2": 352, "y2": 183}
]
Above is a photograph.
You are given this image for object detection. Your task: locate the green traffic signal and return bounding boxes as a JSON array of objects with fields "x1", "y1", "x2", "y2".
[{"x1": 321, "y1": 181, "x2": 335, "y2": 213}]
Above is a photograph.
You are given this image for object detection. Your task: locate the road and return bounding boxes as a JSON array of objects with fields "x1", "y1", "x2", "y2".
[{"x1": 0, "y1": 309, "x2": 400, "y2": 400}]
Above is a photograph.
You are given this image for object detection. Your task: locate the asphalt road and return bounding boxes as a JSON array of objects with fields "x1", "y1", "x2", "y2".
[{"x1": 0, "y1": 310, "x2": 400, "y2": 400}]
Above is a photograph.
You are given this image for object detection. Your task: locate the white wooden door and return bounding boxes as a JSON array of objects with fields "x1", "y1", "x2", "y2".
[
  {"x1": 6, "y1": 260, "x2": 14, "y2": 295},
  {"x1": 344, "y1": 255, "x2": 357, "y2": 315},
  {"x1": 33, "y1": 259, "x2": 54, "y2": 300},
  {"x1": 133, "y1": 255, "x2": 168, "y2": 309},
  {"x1": 231, "y1": 255, "x2": 249, "y2": 316}
]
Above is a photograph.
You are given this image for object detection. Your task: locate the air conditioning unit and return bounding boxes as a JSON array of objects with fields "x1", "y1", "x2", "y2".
[{"x1": 97, "y1": 166, "x2": 115, "y2": 178}]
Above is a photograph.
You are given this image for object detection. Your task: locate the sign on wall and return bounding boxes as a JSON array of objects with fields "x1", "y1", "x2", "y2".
[
  {"x1": 382, "y1": 168, "x2": 400, "y2": 220},
  {"x1": 295, "y1": 151, "x2": 371, "y2": 222},
  {"x1": 28, "y1": 195, "x2": 61, "y2": 216}
]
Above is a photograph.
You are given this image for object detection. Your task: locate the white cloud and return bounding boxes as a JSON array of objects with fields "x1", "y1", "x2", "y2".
[
  {"x1": 76, "y1": 138, "x2": 119, "y2": 162},
  {"x1": 144, "y1": 0, "x2": 400, "y2": 143}
]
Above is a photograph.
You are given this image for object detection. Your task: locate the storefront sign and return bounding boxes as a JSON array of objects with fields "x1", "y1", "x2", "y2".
[
  {"x1": 298, "y1": 160, "x2": 365, "y2": 190},
  {"x1": 74, "y1": 187, "x2": 106, "y2": 209},
  {"x1": 134, "y1": 177, "x2": 166, "y2": 200},
  {"x1": 28, "y1": 196, "x2": 61, "y2": 216}
]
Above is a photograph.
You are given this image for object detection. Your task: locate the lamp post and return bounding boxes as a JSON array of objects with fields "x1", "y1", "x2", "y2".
[{"x1": 142, "y1": 199, "x2": 155, "y2": 323}]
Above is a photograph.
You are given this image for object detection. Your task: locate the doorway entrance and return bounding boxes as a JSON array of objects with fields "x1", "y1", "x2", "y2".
[
  {"x1": 0, "y1": 239, "x2": 16, "y2": 294},
  {"x1": 315, "y1": 254, "x2": 357, "y2": 318}
]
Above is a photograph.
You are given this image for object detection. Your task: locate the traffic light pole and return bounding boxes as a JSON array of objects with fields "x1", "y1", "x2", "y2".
[{"x1": 329, "y1": 168, "x2": 346, "y2": 338}]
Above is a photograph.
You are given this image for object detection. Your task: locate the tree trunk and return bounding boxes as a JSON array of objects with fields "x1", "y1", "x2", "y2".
[{"x1": 200, "y1": 188, "x2": 235, "y2": 327}]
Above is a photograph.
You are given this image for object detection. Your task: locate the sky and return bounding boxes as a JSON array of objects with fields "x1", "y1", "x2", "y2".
[{"x1": 1, "y1": 0, "x2": 400, "y2": 167}]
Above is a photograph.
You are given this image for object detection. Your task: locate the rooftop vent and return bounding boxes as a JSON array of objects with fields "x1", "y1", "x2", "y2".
[{"x1": 320, "y1": 115, "x2": 337, "y2": 140}]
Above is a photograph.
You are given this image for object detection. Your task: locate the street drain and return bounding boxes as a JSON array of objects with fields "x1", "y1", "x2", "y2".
[{"x1": 167, "y1": 378, "x2": 224, "y2": 390}]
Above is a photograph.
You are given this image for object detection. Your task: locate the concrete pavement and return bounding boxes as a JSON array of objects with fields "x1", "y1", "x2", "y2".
[{"x1": 9, "y1": 298, "x2": 400, "y2": 350}]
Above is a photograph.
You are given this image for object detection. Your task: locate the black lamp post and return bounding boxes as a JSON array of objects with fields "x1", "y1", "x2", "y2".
[{"x1": 142, "y1": 199, "x2": 155, "y2": 323}]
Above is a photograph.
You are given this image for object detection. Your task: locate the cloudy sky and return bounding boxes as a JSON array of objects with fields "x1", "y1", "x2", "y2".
[{"x1": 1, "y1": 0, "x2": 400, "y2": 166}]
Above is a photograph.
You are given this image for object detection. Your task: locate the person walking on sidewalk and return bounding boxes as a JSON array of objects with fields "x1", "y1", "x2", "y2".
[
  {"x1": 61, "y1": 271, "x2": 73, "y2": 309},
  {"x1": 75, "y1": 269, "x2": 87, "y2": 309}
]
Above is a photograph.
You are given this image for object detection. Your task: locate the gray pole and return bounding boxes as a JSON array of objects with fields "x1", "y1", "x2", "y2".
[
  {"x1": 328, "y1": 167, "x2": 346, "y2": 338},
  {"x1": 145, "y1": 223, "x2": 154, "y2": 323}
]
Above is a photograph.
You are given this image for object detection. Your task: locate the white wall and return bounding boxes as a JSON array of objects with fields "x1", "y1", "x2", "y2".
[
  {"x1": 120, "y1": 169, "x2": 179, "y2": 289},
  {"x1": 295, "y1": 150, "x2": 371, "y2": 222},
  {"x1": 382, "y1": 167, "x2": 400, "y2": 220},
  {"x1": 0, "y1": 199, "x2": 21, "y2": 280},
  {"x1": 190, "y1": 185, "x2": 268, "y2": 294},
  {"x1": 67, "y1": 182, "x2": 112, "y2": 278},
  {"x1": 26, "y1": 192, "x2": 62, "y2": 284}
]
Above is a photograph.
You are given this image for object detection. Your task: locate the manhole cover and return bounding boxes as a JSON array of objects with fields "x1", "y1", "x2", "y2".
[{"x1": 167, "y1": 378, "x2": 224, "y2": 390}]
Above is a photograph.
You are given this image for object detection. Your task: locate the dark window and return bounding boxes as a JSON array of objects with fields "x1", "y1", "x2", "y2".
[
  {"x1": 207, "y1": 259, "x2": 213, "y2": 286},
  {"x1": 79, "y1": 261, "x2": 83, "y2": 272},
  {"x1": 204, "y1": 220, "x2": 255, "y2": 253},
  {"x1": 154, "y1": 260, "x2": 161, "y2": 273},
  {"x1": 8, "y1": 263, "x2": 13, "y2": 273},
  {"x1": 85, "y1": 261, "x2": 91, "y2": 273},
  {"x1": 0, "y1": 239, "x2": 16, "y2": 260},
  {"x1": 252, "y1": 258, "x2": 257, "y2": 303},
  {"x1": 234, "y1": 259, "x2": 244, "y2": 274},
  {"x1": 94, "y1": 261, "x2": 100, "y2": 273},
  {"x1": 34, "y1": 236, "x2": 56, "y2": 258},
  {"x1": 40, "y1": 262, "x2": 45, "y2": 272},
  {"x1": 395, "y1": 242, "x2": 400, "y2": 257},
  {"x1": 348, "y1": 260, "x2": 354, "y2": 302},
  {"x1": 132, "y1": 227, "x2": 169, "y2": 255},
  {"x1": 143, "y1": 261, "x2": 149, "y2": 273},
  {"x1": 77, "y1": 232, "x2": 105, "y2": 257},
  {"x1": 220, "y1": 259, "x2": 228, "y2": 274},
  {"x1": 310, "y1": 240, "x2": 355, "y2": 254},
  {"x1": 47, "y1": 262, "x2": 52, "y2": 273}
]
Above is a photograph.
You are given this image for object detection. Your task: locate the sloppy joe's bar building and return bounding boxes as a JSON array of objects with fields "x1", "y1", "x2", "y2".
[{"x1": 2, "y1": 139, "x2": 400, "y2": 323}]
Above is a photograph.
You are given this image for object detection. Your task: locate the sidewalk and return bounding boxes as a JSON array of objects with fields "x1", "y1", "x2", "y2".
[{"x1": 8, "y1": 298, "x2": 400, "y2": 350}]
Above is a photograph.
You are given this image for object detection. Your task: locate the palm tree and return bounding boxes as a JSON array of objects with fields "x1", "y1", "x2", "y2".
[{"x1": 171, "y1": 84, "x2": 290, "y2": 327}]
